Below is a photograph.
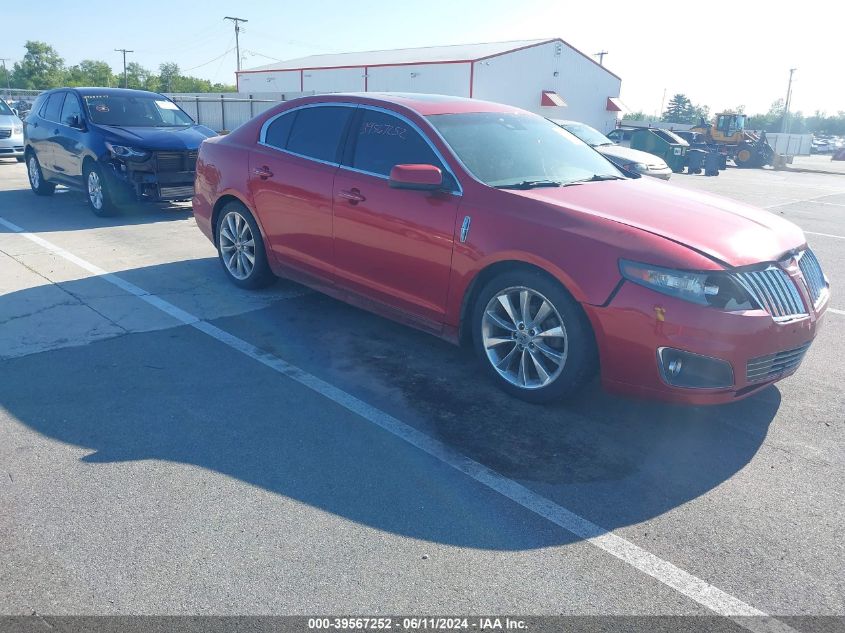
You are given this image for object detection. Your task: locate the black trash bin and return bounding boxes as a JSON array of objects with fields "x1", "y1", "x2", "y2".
[
  {"x1": 686, "y1": 149, "x2": 705, "y2": 174},
  {"x1": 704, "y1": 151, "x2": 720, "y2": 176}
]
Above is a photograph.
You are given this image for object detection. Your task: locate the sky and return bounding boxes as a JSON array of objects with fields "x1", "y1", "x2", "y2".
[{"x1": 2, "y1": 0, "x2": 841, "y2": 116}]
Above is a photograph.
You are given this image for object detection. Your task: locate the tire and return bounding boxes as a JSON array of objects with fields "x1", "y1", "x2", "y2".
[
  {"x1": 215, "y1": 201, "x2": 275, "y2": 289},
  {"x1": 471, "y1": 269, "x2": 597, "y2": 403},
  {"x1": 83, "y1": 162, "x2": 118, "y2": 216},
  {"x1": 26, "y1": 152, "x2": 56, "y2": 196}
]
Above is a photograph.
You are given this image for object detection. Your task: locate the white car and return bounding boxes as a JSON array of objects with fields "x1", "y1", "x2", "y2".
[
  {"x1": 0, "y1": 98, "x2": 25, "y2": 162},
  {"x1": 554, "y1": 120, "x2": 672, "y2": 180}
]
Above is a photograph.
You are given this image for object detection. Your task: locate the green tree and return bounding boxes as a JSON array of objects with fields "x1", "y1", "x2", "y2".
[
  {"x1": 10, "y1": 41, "x2": 65, "y2": 89},
  {"x1": 124, "y1": 62, "x2": 157, "y2": 90},
  {"x1": 66, "y1": 60, "x2": 115, "y2": 87},
  {"x1": 661, "y1": 93, "x2": 708, "y2": 124},
  {"x1": 158, "y1": 62, "x2": 180, "y2": 92}
]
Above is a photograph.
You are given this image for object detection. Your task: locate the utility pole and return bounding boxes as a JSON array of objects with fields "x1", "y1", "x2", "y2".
[
  {"x1": 0, "y1": 58, "x2": 11, "y2": 95},
  {"x1": 593, "y1": 50, "x2": 608, "y2": 66},
  {"x1": 224, "y1": 16, "x2": 248, "y2": 72},
  {"x1": 114, "y1": 49, "x2": 133, "y2": 88},
  {"x1": 781, "y1": 67, "x2": 797, "y2": 133}
]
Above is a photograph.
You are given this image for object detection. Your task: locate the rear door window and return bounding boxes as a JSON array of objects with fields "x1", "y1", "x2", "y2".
[
  {"x1": 264, "y1": 111, "x2": 295, "y2": 149},
  {"x1": 42, "y1": 92, "x2": 65, "y2": 122},
  {"x1": 349, "y1": 109, "x2": 442, "y2": 177},
  {"x1": 285, "y1": 106, "x2": 353, "y2": 164}
]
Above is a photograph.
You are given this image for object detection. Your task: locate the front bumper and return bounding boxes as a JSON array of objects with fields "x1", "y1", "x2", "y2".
[
  {"x1": 645, "y1": 166, "x2": 673, "y2": 180},
  {"x1": 0, "y1": 135, "x2": 25, "y2": 157},
  {"x1": 584, "y1": 281, "x2": 827, "y2": 405},
  {"x1": 104, "y1": 150, "x2": 196, "y2": 202}
]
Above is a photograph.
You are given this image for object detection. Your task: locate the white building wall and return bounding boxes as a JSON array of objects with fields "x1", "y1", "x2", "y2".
[
  {"x1": 303, "y1": 67, "x2": 365, "y2": 93},
  {"x1": 472, "y1": 41, "x2": 622, "y2": 132},
  {"x1": 237, "y1": 70, "x2": 301, "y2": 93},
  {"x1": 366, "y1": 62, "x2": 471, "y2": 96}
]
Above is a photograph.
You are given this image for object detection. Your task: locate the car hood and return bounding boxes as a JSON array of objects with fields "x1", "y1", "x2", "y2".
[
  {"x1": 0, "y1": 114, "x2": 21, "y2": 128},
  {"x1": 96, "y1": 124, "x2": 217, "y2": 151},
  {"x1": 596, "y1": 144, "x2": 666, "y2": 167},
  {"x1": 510, "y1": 178, "x2": 806, "y2": 267}
]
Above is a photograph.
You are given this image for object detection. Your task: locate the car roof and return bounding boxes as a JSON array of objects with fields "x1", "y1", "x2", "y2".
[
  {"x1": 305, "y1": 92, "x2": 528, "y2": 116},
  {"x1": 65, "y1": 87, "x2": 167, "y2": 98}
]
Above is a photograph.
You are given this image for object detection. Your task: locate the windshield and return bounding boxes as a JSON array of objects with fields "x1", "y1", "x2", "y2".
[
  {"x1": 427, "y1": 112, "x2": 623, "y2": 187},
  {"x1": 558, "y1": 121, "x2": 613, "y2": 147},
  {"x1": 82, "y1": 94, "x2": 194, "y2": 127},
  {"x1": 0, "y1": 100, "x2": 13, "y2": 116}
]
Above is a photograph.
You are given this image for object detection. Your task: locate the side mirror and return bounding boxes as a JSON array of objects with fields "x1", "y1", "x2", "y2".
[
  {"x1": 68, "y1": 114, "x2": 85, "y2": 130},
  {"x1": 389, "y1": 164, "x2": 443, "y2": 191}
]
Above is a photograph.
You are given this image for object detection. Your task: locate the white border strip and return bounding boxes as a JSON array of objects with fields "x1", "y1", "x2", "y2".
[
  {"x1": 0, "y1": 216, "x2": 798, "y2": 632},
  {"x1": 805, "y1": 230, "x2": 845, "y2": 241}
]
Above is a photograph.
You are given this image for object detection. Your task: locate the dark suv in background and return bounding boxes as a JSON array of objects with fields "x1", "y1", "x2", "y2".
[{"x1": 24, "y1": 87, "x2": 216, "y2": 216}]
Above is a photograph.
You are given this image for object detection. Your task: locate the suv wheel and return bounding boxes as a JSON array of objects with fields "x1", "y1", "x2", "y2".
[
  {"x1": 472, "y1": 269, "x2": 597, "y2": 403},
  {"x1": 215, "y1": 202, "x2": 275, "y2": 289},
  {"x1": 83, "y1": 162, "x2": 117, "y2": 216},
  {"x1": 27, "y1": 153, "x2": 56, "y2": 196}
]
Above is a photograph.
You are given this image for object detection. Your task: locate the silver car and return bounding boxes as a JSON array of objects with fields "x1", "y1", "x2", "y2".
[
  {"x1": 0, "y1": 98, "x2": 25, "y2": 162},
  {"x1": 554, "y1": 120, "x2": 672, "y2": 180}
]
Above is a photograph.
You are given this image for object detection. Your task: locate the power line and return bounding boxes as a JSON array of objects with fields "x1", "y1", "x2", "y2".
[
  {"x1": 224, "y1": 16, "x2": 248, "y2": 72},
  {"x1": 183, "y1": 45, "x2": 235, "y2": 72},
  {"x1": 114, "y1": 48, "x2": 133, "y2": 87}
]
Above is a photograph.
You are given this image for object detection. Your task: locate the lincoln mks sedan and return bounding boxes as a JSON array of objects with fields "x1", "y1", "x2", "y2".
[{"x1": 192, "y1": 93, "x2": 829, "y2": 404}]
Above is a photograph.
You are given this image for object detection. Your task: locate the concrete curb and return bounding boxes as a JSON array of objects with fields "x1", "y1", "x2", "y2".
[{"x1": 778, "y1": 165, "x2": 845, "y2": 177}]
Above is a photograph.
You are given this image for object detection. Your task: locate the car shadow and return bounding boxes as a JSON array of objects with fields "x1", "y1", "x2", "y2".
[
  {"x1": 0, "y1": 184, "x2": 192, "y2": 233},
  {"x1": 0, "y1": 258, "x2": 782, "y2": 550}
]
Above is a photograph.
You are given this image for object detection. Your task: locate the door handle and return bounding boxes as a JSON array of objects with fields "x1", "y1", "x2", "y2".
[
  {"x1": 338, "y1": 188, "x2": 366, "y2": 204},
  {"x1": 252, "y1": 166, "x2": 273, "y2": 179}
]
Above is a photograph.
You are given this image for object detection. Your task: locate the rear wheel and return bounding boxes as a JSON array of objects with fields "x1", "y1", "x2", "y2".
[
  {"x1": 471, "y1": 269, "x2": 597, "y2": 403},
  {"x1": 27, "y1": 153, "x2": 55, "y2": 196},
  {"x1": 215, "y1": 202, "x2": 275, "y2": 289},
  {"x1": 83, "y1": 162, "x2": 117, "y2": 216}
]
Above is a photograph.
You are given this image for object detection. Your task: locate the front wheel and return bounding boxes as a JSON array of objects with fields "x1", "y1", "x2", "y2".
[
  {"x1": 83, "y1": 163, "x2": 117, "y2": 216},
  {"x1": 472, "y1": 270, "x2": 597, "y2": 403},
  {"x1": 27, "y1": 153, "x2": 56, "y2": 196},
  {"x1": 215, "y1": 202, "x2": 275, "y2": 289}
]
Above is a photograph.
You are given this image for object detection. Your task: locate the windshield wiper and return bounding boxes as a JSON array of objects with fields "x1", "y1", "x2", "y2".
[
  {"x1": 563, "y1": 174, "x2": 626, "y2": 186},
  {"x1": 494, "y1": 179, "x2": 561, "y2": 190}
]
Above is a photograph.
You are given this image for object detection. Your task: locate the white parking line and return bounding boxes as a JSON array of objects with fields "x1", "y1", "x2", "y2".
[
  {"x1": 805, "y1": 230, "x2": 845, "y2": 240},
  {"x1": 830, "y1": 308, "x2": 845, "y2": 316},
  {"x1": 0, "y1": 216, "x2": 797, "y2": 633}
]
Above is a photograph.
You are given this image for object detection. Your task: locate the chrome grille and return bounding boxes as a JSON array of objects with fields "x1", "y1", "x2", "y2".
[
  {"x1": 156, "y1": 151, "x2": 198, "y2": 172},
  {"x1": 746, "y1": 342, "x2": 811, "y2": 383},
  {"x1": 0, "y1": 129, "x2": 11, "y2": 139},
  {"x1": 797, "y1": 249, "x2": 827, "y2": 306},
  {"x1": 732, "y1": 267, "x2": 806, "y2": 321}
]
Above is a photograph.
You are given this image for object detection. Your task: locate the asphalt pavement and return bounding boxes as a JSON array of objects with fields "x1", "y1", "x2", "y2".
[{"x1": 0, "y1": 160, "x2": 843, "y2": 624}]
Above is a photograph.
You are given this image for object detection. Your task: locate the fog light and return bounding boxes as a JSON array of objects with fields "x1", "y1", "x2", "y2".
[{"x1": 657, "y1": 347, "x2": 734, "y2": 389}]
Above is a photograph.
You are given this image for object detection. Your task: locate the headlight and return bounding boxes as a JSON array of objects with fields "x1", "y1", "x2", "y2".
[
  {"x1": 105, "y1": 142, "x2": 150, "y2": 161},
  {"x1": 623, "y1": 162, "x2": 648, "y2": 173},
  {"x1": 13, "y1": 124, "x2": 22, "y2": 135},
  {"x1": 619, "y1": 259, "x2": 757, "y2": 310}
]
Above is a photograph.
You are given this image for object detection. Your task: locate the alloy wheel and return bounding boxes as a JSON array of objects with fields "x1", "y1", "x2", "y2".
[
  {"x1": 87, "y1": 170, "x2": 103, "y2": 210},
  {"x1": 481, "y1": 286, "x2": 568, "y2": 389},
  {"x1": 219, "y1": 210, "x2": 256, "y2": 280},
  {"x1": 28, "y1": 157, "x2": 40, "y2": 189}
]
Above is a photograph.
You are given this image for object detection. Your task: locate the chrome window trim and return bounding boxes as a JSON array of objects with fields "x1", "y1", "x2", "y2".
[{"x1": 257, "y1": 100, "x2": 463, "y2": 195}]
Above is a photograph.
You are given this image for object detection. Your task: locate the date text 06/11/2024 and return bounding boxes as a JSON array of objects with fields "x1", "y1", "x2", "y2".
[{"x1": 307, "y1": 617, "x2": 528, "y2": 630}]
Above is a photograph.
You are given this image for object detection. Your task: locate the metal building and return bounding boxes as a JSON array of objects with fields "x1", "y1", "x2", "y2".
[{"x1": 236, "y1": 38, "x2": 624, "y2": 131}]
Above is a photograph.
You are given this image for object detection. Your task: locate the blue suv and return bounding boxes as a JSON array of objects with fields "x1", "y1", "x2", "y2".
[{"x1": 24, "y1": 88, "x2": 217, "y2": 216}]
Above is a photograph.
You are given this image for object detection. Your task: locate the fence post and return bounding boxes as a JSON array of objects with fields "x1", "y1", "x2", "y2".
[
  {"x1": 249, "y1": 94, "x2": 254, "y2": 118},
  {"x1": 196, "y1": 96, "x2": 201, "y2": 125},
  {"x1": 220, "y1": 95, "x2": 226, "y2": 131}
]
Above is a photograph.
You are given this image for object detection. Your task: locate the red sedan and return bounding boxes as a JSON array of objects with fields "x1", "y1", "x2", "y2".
[{"x1": 192, "y1": 93, "x2": 829, "y2": 404}]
